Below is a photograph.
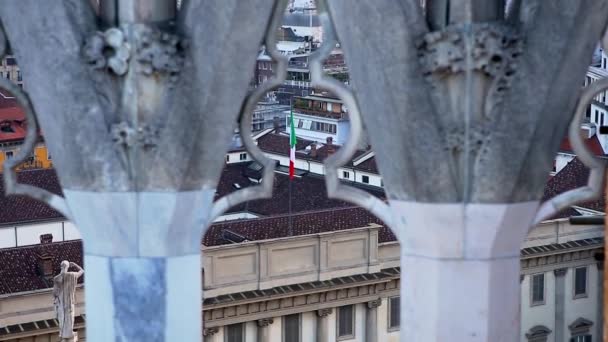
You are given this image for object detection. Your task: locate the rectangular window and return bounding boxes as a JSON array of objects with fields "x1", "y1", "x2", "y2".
[
  {"x1": 362, "y1": 175, "x2": 369, "y2": 184},
  {"x1": 570, "y1": 336, "x2": 592, "y2": 342},
  {"x1": 5, "y1": 151, "x2": 13, "y2": 159},
  {"x1": 225, "y1": 323, "x2": 244, "y2": 342},
  {"x1": 595, "y1": 110, "x2": 599, "y2": 123},
  {"x1": 239, "y1": 153, "x2": 247, "y2": 161},
  {"x1": 337, "y1": 305, "x2": 355, "y2": 339},
  {"x1": 226, "y1": 155, "x2": 230, "y2": 162},
  {"x1": 342, "y1": 171, "x2": 350, "y2": 179},
  {"x1": 283, "y1": 314, "x2": 300, "y2": 342},
  {"x1": 531, "y1": 273, "x2": 545, "y2": 305},
  {"x1": 389, "y1": 297, "x2": 400, "y2": 330},
  {"x1": 574, "y1": 266, "x2": 588, "y2": 297}
]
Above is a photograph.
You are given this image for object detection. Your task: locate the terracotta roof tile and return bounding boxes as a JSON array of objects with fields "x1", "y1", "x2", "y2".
[
  {"x1": 559, "y1": 135, "x2": 605, "y2": 156},
  {"x1": 541, "y1": 157, "x2": 604, "y2": 218},
  {"x1": 0, "y1": 169, "x2": 63, "y2": 225},
  {"x1": 0, "y1": 240, "x2": 83, "y2": 295}
]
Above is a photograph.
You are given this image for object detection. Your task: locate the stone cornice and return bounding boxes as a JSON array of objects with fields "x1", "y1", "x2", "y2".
[
  {"x1": 203, "y1": 277, "x2": 400, "y2": 328},
  {"x1": 521, "y1": 246, "x2": 603, "y2": 274}
]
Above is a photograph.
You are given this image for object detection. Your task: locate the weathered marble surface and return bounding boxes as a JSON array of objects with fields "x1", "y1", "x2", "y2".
[
  {"x1": 67, "y1": 190, "x2": 212, "y2": 342},
  {"x1": 85, "y1": 254, "x2": 201, "y2": 342},
  {"x1": 392, "y1": 201, "x2": 538, "y2": 341}
]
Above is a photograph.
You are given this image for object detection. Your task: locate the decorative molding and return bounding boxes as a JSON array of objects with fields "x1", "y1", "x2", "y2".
[
  {"x1": 594, "y1": 252, "x2": 604, "y2": 270},
  {"x1": 417, "y1": 23, "x2": 523, "y2": 155},
  {"x1": 525, "y1": 325, "x2": 551, "y2": 342},
  {"x1": 568, "y1": 317, "x2": 593, "y2": 335},
  {"x1": 521, "y1": 246, "x2": 601, "y2": 273},
  {"x1": 83, "y1": 28, "x2": 131, "y2": 75},
  {"x1": 366, "y1": 298, "x2": 382, "y2": 309},
  {"x1": 553, "y1": 268, "x2": 568, "y2": 277},
  {"x1": 83, "y1": 25, "x2": 185, "y2": 80},
  {"x1": 202, "y1": 327, "x2": 219, "y2": 336},
  {"x1": 135, "y1": 25, "x2": 185, "y2": 81},
  {"x1": 256, "y1": 318, "x2": 274, "y2": 327},
  {"x1": 203, "y1": 278, "x2": 400, "y2": 328},
  {"x1": 111, "y1": 122, "x2": 159, "y2": 149},
  {"x1": 316, "y1": 308, "x2": 332, "y2": 318}
]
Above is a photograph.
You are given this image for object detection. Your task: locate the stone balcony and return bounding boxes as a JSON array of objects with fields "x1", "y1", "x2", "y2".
[{"x1": 202, "y1": 223, "x2": 399, "y2": 298}]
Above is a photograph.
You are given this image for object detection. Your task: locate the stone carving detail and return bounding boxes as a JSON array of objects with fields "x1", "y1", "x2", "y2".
[
  {"x1": 417, "y1": 23, "x2": 522, "y2": 82},
  {"x1": 111, "y1": 121, "x2": 159, "y2": 149},
  {"x1": 417, "y1": 23, "x2": 523, "y2": 158},
  {"x1": 554, "y1": 268, "x2": 568, "y2": 277},
  {"x1": 443, "y1": 122, "x2": 490, "y2": 153},
  {"x1": 367, "y1": 298, "x2": 382, "y2": 309},
  {"x1": 316, "y1": 308, "x2": 332, "y2": 317},
  {"x1": 83, "y1": 28, "x2": 131, "y2": 75},
  {"x1": 83, "y1": 25, "x2": 185, "y2": 79},
  {"x1": 135, "y1": 26, "x2": 186, "y2": 81},
  {"x1": 203, "y1": 327, "x2": 219, "y2": 336},
  {"x1": 256, "y1": 318, "x2": 274, "y2": 327},
  {"x1": 53, "y1": 261, "x2": 84, "y2": 342}
]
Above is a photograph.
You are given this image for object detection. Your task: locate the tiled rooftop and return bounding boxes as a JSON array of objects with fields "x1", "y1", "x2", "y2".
[
  {"x1": 541, "y1": 157, "x2": 604, "y2": 218},
  {"x1": 0, "y1": 169, "x2": 63, "y2": 226},
  {"x1": 0, "y1": 151, "x2": 602, "y2": 295}
]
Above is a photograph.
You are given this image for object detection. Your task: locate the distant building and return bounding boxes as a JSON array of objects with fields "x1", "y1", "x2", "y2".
[
  {"x1": 0, "y1": 158, "x2": 603, "y2": 342},
  {"x1": 251, "y1": 94, "x2": 290, "y2": 132},
  {"x1": 0, "y1": 55, "x2": 23, "y2": 88},
  {"x1": 288, "y1": 93, "x2": 351, "y2": 145},
  {"x1": 0, "y1": 92, "x2": 52, "y2": 173}
]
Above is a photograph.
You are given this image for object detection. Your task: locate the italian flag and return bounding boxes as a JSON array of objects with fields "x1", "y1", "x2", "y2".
[{"x1": 289, "y1": 107, "x2": 296, "y2": 179}]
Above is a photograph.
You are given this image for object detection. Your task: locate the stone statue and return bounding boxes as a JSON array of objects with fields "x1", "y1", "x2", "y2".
[{"x1": 53, "y1": 260, "x2": 84, "y2": 341}]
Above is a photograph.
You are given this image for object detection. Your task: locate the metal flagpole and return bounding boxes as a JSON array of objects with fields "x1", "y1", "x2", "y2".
[{"x1": 288, "y1": 96, "x2": 294, "y2": 236}]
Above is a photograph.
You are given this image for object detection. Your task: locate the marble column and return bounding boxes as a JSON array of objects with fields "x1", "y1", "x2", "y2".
[
  {"x1": 316, "y1": 308, "x2": 332, "y2": 342},
  {"x1": 554, "y1": 268, "x2": 568, "y2": 342},
  {"x1": 202, "y1": 327, "x2": 219, "y2": 342},
  {"x1": 366, "y1": 299, "x2": 381, "y2": 342},
  {"x1": 257, "y1": 318, "x2": 274, "y2": 342}
]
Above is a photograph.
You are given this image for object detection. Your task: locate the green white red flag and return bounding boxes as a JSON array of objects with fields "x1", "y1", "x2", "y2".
[{"x1": 289, "y1": 107, "x2": 296, "y2": 179}]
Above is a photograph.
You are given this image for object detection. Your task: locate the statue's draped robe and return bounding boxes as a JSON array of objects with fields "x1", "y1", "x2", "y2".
[{"x1": 53, "y1": 272, "x2": 78, "y2": 338}]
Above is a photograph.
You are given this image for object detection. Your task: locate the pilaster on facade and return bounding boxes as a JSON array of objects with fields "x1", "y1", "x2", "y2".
[
  {"x1": 366, "y1": 298, "x2": 382, "y2": 342},
  {"x1": 256, "y1": 318, "x2": 274, "y2": 342},
  {"x1": 316, "y1": 308, "x2": 332, "y2": 318},
  {"x1": 366, "y1": 298, "x2": 381, "y2": 309},
  {"x1": 554, "y1": 268, "x2": 568, "y2": 277},
  {"x1": 202, "y1": 327, "x2": 218, "y2": 337}
]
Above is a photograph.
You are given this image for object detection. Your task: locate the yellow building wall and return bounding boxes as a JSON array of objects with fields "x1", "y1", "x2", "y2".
[{"x1": 0, "y1": 143, "x2": 52, "y2": 173}]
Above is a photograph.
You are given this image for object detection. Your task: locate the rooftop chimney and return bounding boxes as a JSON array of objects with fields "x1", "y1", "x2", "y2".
[
  {"x1": 326, "y1": 137, "x2": 335, "y2": 155},
  {"x1": 273, "y1": 116, "x2": 281, "y2": 133},
  {"x1": 40, "y1": 233, "x2": 53, "y2": 244},
  {"x1": 36, "y1": 234, "x2": 54, "y2": 278},
  {"x1": 310, "y1": 144, "x2": 317, "y2": 158}
]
